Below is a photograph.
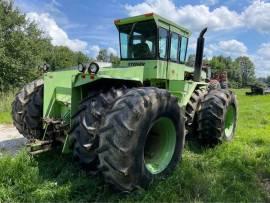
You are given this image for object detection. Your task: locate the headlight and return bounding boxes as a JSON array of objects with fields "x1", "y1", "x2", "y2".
[
  {"x1": 78, "y1": 63, "x2": 86, "y2": 72},
  {"x1": 88, "y1": 62, "x2": 99, "y2": 74}
]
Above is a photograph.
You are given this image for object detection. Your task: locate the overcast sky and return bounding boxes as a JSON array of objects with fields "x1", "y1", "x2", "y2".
[{"x1": 14, "y1": 0, "x2": 270, "y2": 77}]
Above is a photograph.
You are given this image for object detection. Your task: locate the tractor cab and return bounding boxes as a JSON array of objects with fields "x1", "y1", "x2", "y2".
[
  {"x1": 114, "y1": 13, "x2": 200, "y2": 82},
  {"x1": 115, "y1": 13, "x2": 190, "y2": 63}
]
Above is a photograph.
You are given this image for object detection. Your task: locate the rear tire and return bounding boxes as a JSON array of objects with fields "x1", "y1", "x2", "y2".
[
  {"x1": 12, "y1": 79, "x2": 44, "y2": 139},
  {"x1": 197, "y1": 89, "x2": 237, "y2": 146},
  {"x1": 185, "y1": 88, "x2": 206, "y2": 136},
  {"x1": 97, "y1": 87, "x2": 185, "y2": 192}
]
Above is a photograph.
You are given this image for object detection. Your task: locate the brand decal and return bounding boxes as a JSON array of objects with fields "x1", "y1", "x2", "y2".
[{"x1": 128, "y1": 62, "x2": 145, "y2": 66}]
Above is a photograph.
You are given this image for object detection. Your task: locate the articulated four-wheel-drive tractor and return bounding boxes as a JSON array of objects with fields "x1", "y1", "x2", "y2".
[{"x1": 12, "y1": 13, "x2": 238, "y2": 192}]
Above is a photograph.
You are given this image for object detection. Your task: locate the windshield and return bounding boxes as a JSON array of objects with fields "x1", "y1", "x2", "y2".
[{"x1": 119, "y1": 20, "x2": 157, "y2": 60}]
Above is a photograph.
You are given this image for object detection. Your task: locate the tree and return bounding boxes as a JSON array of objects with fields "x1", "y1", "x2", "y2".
[
  {"x1": 45, "y1": 47, "x2": 89, "y2": 70},
  {"x1": 0, "y1": 1, "x2": 46, "y2": 90},
  {"x1": 186, "y1": 54, "x2": 195, "y2": 67},
  {"x1": 235, "y1": 56, "x2": 256, "y2": 87},
  {"x1": 109, "y1": 53, "x2": 120, "y2": 65},
  {"x1": 266, "y1": 76, "x2": 270, "y2": 86},
  {"x1": 96, "y1": 49, "x2": 109, "y2": 62},
  {"x1": 206, "y1": 55, "x2": 256, "y2": 88},
  {"x1": 0, "y1": 1, "x2": 90, "y2": 91},
  {"x1": 96, "y1": 48, "x2": 120, "y2": 65}
]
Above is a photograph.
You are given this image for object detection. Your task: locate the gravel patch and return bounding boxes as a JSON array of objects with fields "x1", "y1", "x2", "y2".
[{"x1": 0, "y1": 124, "x2": 27, "y2": 155}]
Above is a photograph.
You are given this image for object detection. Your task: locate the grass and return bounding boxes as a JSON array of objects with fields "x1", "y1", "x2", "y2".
[
  {"x1": 0, "y1": 89, "x2": 270, "y2": 202},
  {"x1": 0, "y1": 91, "x2": 15, "y2": 124}
]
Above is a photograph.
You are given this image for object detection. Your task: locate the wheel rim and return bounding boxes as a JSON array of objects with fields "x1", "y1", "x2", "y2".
[
  {"x1": 144, "y1": 117, "x2": 176, "y2": 174},
  {"x1": 224, "y1": 104, "x2": 236, "y2": 138}
]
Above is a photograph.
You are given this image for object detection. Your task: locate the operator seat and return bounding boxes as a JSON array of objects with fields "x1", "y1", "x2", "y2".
[{"x1": 133, "y1": 42, "x2": 152, "y2": 58}]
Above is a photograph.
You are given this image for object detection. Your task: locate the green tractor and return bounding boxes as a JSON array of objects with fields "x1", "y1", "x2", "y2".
[{"x1": 12, "y1": 13, "x2": 238, "y2": 192}]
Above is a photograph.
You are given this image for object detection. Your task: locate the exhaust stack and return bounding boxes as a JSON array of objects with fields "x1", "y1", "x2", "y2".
[{"x1": 194, "y1": 27, "x2": 207, "y2": 82}]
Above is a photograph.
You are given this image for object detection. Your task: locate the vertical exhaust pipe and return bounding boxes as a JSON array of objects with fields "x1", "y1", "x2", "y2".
[{"x1": 194, "y1": 27, "x2": 208, "y2": 82}]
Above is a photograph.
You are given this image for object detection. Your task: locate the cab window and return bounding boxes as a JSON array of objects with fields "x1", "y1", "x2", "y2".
[
  {"x1": 159, "y1": 28, "x2": 168, "y2": 59},
  {"x1": 170, "y1": 33, "x2": 179, "y2": 62},
  {"x1": 179, "y1": 36, "x2": 188, "y2": 63},
  {"x1": 119, "y1": 20, "x2": 157, "y2": 59}
]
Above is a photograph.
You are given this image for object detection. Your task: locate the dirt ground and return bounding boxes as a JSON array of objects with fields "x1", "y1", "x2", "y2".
[{"x1": 0, "y1": 124, "x2": 26, "y2": 155}]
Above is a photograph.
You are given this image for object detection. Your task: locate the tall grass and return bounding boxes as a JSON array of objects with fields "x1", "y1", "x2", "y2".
[
  {"x1": 0, "y1": 90, "x2": 16, "y2": 124},
  {"x1": 0, "y1": 90, "x2": 16, "y2": 112}
]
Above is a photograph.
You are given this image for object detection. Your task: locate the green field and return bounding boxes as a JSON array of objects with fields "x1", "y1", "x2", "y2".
[{"x1": 0, "y1": 89, "x2": 270, "y2": 202}]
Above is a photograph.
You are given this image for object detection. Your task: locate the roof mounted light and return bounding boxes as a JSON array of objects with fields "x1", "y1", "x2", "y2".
[{"x1": 144, "y1": 12, "x2": 154, "y2": 17}]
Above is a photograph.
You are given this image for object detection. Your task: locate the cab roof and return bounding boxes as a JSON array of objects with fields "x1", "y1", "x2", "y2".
[{"x1": 114, "y1": 13, "x2": 191, "y2": 38}]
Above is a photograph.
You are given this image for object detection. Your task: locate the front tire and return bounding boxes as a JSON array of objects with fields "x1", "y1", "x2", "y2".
[
  {"x1": 69, "y1": 87, "x2": 127, "y2": 170},
  {"x1": 97, "y1": 87, "x2": 185, "y2": 192}
]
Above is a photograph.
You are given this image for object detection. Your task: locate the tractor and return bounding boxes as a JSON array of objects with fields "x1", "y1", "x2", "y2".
[
  {"x1": 12, "y1": 13, "x2": 238, "y2": 192},
  {"x1": 246, "y1": 83, "x2": 270, "y2": 95},
  {"x1": 202, "y1": 63, "x2": 229, "y2": 89}
]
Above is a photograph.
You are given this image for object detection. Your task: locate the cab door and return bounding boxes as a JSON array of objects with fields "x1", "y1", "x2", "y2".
[
  {"x1": 167, "y1": 26, "x2": 189, "y2": 80},
  {"x1": 157, "y1": 26, "x2": 169, "y2": 79},
  {"x1": 167, "y1": 29, "x2": 181, "y2": 80}
]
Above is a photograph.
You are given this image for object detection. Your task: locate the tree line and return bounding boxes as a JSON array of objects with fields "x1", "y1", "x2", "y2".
[
  {"x1": 257, "y1": 76, "x2": 270, "y2": 86},
  {"x1": 0, "y1": 1, "x2": 92, "y2": 91},
  {"x1": 96, "y1": 49, "x2": 120, "y2": 64},
  {"x1": 186, "y1": 55, "x2": 259, "y2": 88},
  {"x1": 0, "y1": 1, "x2": 121, "y2": 92}
]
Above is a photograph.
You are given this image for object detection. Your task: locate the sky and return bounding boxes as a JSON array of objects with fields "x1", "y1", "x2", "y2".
[{"x1": 14, "y1": 0, "x2": 270, "y2": 77}]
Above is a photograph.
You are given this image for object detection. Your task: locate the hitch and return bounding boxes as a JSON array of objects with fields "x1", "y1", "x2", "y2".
[{"x1": 26, "y1": 140, "x2": 53, "y2": 155}]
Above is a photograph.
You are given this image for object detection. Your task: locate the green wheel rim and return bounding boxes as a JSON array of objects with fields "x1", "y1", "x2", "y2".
[
  {"x1": 144, "y1": 117, "x2": 176, "y2": 174},
  {"x1": 224, "y1": 104, "x2": 236, "y2": 138}
]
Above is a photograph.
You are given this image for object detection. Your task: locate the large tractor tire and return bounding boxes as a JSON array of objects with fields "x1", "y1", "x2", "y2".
[
  {"x1": 197, "y1": 89, "x2": 237, "y2": 146},
  {"x1": 12, "y1": 79, "x2": 44, "y2": 139},
  {"x1": 97, "y1": 87, "x2": 185, "y2": 192},
  {"x1": 69, "y1": 87, "x2": 127, "y2": 170},
  {"x1": 185, "y1": 88, "x2": 207, "y2": 136}
]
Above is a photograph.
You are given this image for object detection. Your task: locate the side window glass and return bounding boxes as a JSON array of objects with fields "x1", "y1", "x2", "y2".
[
  {"x1": 159, "y1": 28, "x2": 168, "y2": 59},
  {"x1": 120, "y1": 32, "x2": 128, "y2": 58},
  {"x1": 180, "y1": 36, "x2": 188, "y2": 63},
  {"x1": 170, "y1": 33, "x2": 179, "y2": 62}
]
